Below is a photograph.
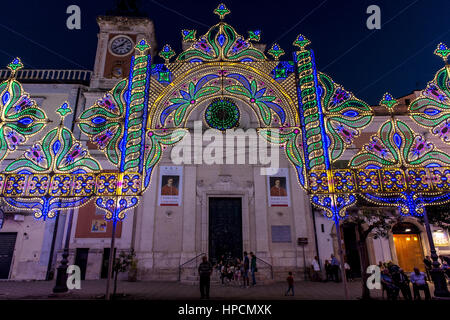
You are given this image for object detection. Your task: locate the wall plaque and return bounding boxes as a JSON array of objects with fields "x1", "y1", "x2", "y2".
[{"x1": 271, "y1": 225, "x2": 291, "y2": 243}]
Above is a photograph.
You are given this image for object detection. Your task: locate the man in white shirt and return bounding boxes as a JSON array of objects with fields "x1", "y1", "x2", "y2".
[
  {"x1": 409, "y1": 267, "x2": 431, "y2": 300},
  {"x1": 311, "y1": 256, "x2": 321, "y2": 281}
]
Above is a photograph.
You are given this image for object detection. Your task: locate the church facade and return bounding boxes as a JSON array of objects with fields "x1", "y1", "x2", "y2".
[{"x1": 0, "y1": 7, "x2": 449, "y2": 283}]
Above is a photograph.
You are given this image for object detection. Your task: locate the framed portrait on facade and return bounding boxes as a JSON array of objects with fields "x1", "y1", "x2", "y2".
[
  {"x1": 91, "y1": 219, "x2": 107, "y2": 233},
  {"x1": 158, "y1": 166, "x2": 183, "y2": 206},
  {"x1": 161, "y1": 175, "x2": 179, "y2": 196},
  {"x1": 267, "y1": 168, "x2": 290, "y2": 206}
]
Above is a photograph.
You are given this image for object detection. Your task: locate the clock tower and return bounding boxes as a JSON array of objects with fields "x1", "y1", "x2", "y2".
[{"x1": 90, "y1": 15, "x2": 156, "y2": 89}]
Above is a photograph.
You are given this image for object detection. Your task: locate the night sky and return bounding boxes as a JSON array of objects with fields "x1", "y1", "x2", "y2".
[{"x1": 1, "y1": 0, "x2": 449, "y2": 104}]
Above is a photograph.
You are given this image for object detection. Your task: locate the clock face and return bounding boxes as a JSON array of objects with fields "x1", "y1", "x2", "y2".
[{"x1": 110, "y1": 36, "x2": 133, "y2": 56}]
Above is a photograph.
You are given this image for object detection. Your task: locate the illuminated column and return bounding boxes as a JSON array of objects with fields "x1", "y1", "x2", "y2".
[
  {"x1": 294, "y1": 35, "x2": 349, "y2": 299},
  {"x1": 121, "y1": 39, "x2": 152, "y2": 174},
  {"x1": 294, "y1": 35, "x2": 329, "y2": 172}
]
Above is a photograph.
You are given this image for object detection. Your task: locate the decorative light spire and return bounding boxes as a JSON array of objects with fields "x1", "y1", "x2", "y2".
[
  {"x1": 380, "y1": 92, "x2": 398, "y2": 113},
  {"x1": 135, "y1": 39, "x2": 151, "y2": 54},
  {"x1": 56, "y1": 101, "x2": 72, "y2": 119},
  {"x1": 7, "y1": 57, "x2": 23, "y2": 78},
  {"x1": 214, "y1": 3, "x2": 230, "y2": 20},
  {"x1": 159, "y1": 44, "x2": 175, "y2": 64},
  {"x1": 434, "y1": 43, "x2": 450, "y2": 74},
  {"x1": 181, "y1": 29, "x2": 197, "y2": 42},
  {"x1": 434, "y1": 42, "x2": 450, "y2": 63},
  {"x1": 267, "y1": 43, "x2": 285, "y2": 60},
  {"x1": 293, "y1": 34, "x2": 311, "y2": 50},
  {"x1": 248, "y1": 30, "x2": 261, "y2": 42}
]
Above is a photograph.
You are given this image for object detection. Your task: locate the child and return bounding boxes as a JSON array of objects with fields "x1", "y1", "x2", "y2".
[
  {"x1": 227, "y1": 265, "x2": 234, "y2": 283},
  {"x1": 220, "y1": 264, "x2": 226, "y2": 285},
  {"x1": 285, "y1": 271, "x2": 294, "y2": 296},
  {"x1": 234, "y1": 264, "x2": 241, "y2": 282}
]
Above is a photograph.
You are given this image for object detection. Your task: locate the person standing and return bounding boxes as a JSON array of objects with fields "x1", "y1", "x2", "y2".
[
  {"x1": 239, "y1": 261, "x2": 245, "y2": 287},
  {"x1": 250, "y1": 252, "x2": 257, "y2": 286},
  {"x1": 392, "y1": 268, "x2": 412, "y2": 300},
  {"x1": 243, "y1": 251, "x2": 250, "y2": 288},
  {"x1": 285, "y1": 272, "x2": 294, "y2": 296},
  {"x1": 380, "y1": 269, "x2": 399, "y2": 300},
  {"x1": 324, "y1": 260, "x2": 332, "y2": 282},
  {"x1": 423, "y1": 256, "x2": 432, "y2": 279},
  {"x1": 410, "y1": 267, "x2": 431, "y2": 300},
  {"x1": 344, "y1": 260, "x2": 352, "y2": 281},
  {"x1": 442, "y1": 260, "x2": 450, "y2": 277},
  {"x1": 311, "y1": 256, "x2": 321, "y2": 282},
  {"x1": 330, "y1": 254, "x2": 340, "y2": 282},
  {"x1": 234, "y1": 261, "x2": 241, "y2": 283},
  {"x1": 220, "y1": 263, "x2": 226, "y2": 285},
  {"x1": 198, "y1": 256, "x2": 212, "y2": 299}
]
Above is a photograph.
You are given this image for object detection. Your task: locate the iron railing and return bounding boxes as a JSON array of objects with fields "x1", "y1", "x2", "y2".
[
  {"x1": 255, "y1": 256, "x2": 274, "y2": 280},
  {"x1": 178, "y1": 253, "x2": 206, "y2": 281}
]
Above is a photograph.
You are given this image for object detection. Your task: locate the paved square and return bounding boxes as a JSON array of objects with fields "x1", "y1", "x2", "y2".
[{"x1": 0, "y1": 279, "x2": 390, "y2": 300}]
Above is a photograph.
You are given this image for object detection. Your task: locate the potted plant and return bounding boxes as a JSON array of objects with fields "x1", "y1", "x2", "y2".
[
  {"x1": 128, "y1": 250, "x2": 138, "y2": 282},
  {"x1": 112, "y1": 249, "x2": 136, "y2": 298}
]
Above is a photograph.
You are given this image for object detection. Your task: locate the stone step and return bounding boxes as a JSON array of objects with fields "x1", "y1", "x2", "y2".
[{"x1": 180, "y1": 278, "x2": 274, "y2": 286}]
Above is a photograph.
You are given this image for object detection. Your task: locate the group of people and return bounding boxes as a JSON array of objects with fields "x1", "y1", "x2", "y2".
[
  {"x1": 379, "y1": 262, "x2": 431, "y2": 300},
  {"x1": 323, "y1": 255, "x2": 352, "y2": 282},
  {"x1": 311, "y1": 254, "x2": 352, "y2": 283},
  {"x1": 197, "y1": 252, "x2": 257, "y2": 299},
  {"x1": 379, "y1": 255, "x2": 450, "y2": 300},
  {"x1": 423, "y1": 255, "x2": 450, "y2": 278},
  {"x1": 216, "y1": 251, "x2": 257, "y2": 288},
  {"x1": 198, "y1": 252, "x2": 450, "y2": 300}
]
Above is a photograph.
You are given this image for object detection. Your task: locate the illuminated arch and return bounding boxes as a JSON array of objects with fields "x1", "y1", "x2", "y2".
[
  {"x1": 77, "y1": 5, "x2": 374, "y2": 221},
  {"x1": 148, "y1": 62, "x2": 300, "y2": 129}
]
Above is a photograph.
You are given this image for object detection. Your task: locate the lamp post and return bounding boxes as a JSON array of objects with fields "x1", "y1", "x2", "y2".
[
  {"x1": 422, "y1": 207, "x2": 450, "y2": 297},
  {"x1": 334, "y1": 215, "x2": 350, "y2": 300}
]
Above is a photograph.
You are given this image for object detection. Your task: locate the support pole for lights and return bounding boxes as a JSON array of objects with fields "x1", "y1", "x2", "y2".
[
  {"x1": 334, "y1": 216, "x2": 350, "y2": 300},
  {"x1": 105, "y1": 198, "x2": 120, "y2": 300},
  {"x1": 422, "y1": 207, "x2": 450, "y2": 298},
  {"x1": 327, "y1": 183, "x2": 350, "y2": 300},
  {"x1": 52, "y1": 209, "x2": 74, "y2": 293}
]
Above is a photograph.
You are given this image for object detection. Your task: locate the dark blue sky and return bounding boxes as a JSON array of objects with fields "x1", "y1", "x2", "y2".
[{"x1": 0, "y1": 0, "x2": 449, "y2": 104}]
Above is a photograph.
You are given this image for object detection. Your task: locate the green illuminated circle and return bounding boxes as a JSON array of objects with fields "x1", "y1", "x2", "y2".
[{"x1": 205, "y1": 98, "x2": 240, "y2": 130}]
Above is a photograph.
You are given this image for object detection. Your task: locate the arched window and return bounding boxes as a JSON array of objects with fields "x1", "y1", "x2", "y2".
[{"x1": 392, "y1": 222, "x2": 421, "y2": 234}]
